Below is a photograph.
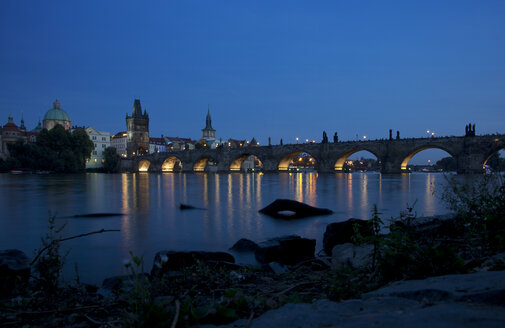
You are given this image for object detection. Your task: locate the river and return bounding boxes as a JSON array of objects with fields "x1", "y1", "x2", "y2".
[{"x1": 0, "y1": 172, "x2": 453, "y2": 283}]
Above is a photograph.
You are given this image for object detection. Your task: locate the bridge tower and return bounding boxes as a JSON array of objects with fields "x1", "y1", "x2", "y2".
[{"x1": 126, "y1": 99, "x2": 149, "y2": 157}]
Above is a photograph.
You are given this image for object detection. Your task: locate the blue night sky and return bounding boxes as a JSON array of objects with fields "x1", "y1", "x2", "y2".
[{"x1": 1, "y1": 0, "x2": 504, "y2": 163}]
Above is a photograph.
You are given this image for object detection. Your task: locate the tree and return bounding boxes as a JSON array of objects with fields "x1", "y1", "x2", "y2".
[
  {"x1": 436, "y1": 157, "x2": 457, "y2": 172},
  {"x1": 71, "y1": 128, "x2": 94, "y2": 171},
  {"x1": 103, "y1": 147, "x2": 121, "y2": 173},
  {"x1": 7, "y1": 125, "x2": 93, "y2": 173}
]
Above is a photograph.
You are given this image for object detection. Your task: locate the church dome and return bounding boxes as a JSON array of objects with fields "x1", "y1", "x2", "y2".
[{"x1": 44, "y1": 100, "x2": 70, "y2": 122}]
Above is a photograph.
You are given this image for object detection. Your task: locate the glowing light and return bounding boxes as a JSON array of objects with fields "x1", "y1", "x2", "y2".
[{"x1": 363, "y1": 136, "x2": 367, "y2": 140}]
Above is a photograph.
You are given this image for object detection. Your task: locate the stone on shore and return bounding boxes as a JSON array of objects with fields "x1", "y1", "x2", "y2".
[
  {"x1": 151, "y1": 251, "x2": 235, "y2": 277},
  {"x1": 230, "y1": 238, "x2": 259, "y2": 252},
  {"x1": 208, "y1": 270, "x2": 505, "y2": 328},
  {"x1": 259, "y1": 199, "x2": 333, "y2": 219},
  {"x1": 0, "y1": 249, "x2": 30, "y2": 295},
  {"x1": 331, "y1": 243, "x2": 373, "y2": 271},
  {"x1": 323, "y1": 219, "x2": 373, "y2": 255},
  {"x1": 254, "y1": 235, "x2": 316, "y2": 265}
]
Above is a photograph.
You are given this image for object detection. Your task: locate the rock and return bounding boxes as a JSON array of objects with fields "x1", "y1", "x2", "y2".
[
  {"x1": 363, "y1": 270, "x2": 505, "y2": 306},
  {"x1": 331, "y1": 243, "x2": 373, "y2": 271},
  {"x1": 254, "y1": 235, "x2": 316, "y2": 265},
  {"x1": 259, "y1": 199, "x2": 333, "y2": 219},
  {"x1": 101, "y1": 273, "x2": 149, "y2": 292},
  {"x1": 0, "y1": 249, "x2": 30, "y2": 295},
  {"x1": 323, "y1": 218, "x2": 373, "y2": 255},
  {"x1": 214, "y1": 270, "x2": 505, "y2": 328},
  {"x1": 263, "y1": 261, "x2": 289, "y2": 274},
  {"x1": 393, "y1": 214, "x2": 459, "y2": 239},
  {"x1": 151, "y1": 251, "x2": 235, "y2": 277},
  {"x1": 230, "y1": 238, "x2": 259, "y2": 252}
]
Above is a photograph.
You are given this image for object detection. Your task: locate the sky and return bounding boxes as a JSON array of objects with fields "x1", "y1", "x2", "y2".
[{"x1": 1, "y1": 0, "x2": 504, "y2": 164}]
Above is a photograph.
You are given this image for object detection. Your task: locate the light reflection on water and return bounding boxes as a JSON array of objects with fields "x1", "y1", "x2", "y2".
[{"x1": 0, "y1": 172, "x2": 453, "y2": 283}]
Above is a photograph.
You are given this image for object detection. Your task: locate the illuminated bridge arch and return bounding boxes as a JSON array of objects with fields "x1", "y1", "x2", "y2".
[
  {"x1": 483, "y1": 146, "x2": 505, "y2": 170},
  {"x1": 278, "y1": 151, "x2": 318, "y2": 171},
  {"x1": 138, "y1": 159, "x2": 151, "y2": 172},
  {"x1": 193, "y1": 156, "x2": 218, "y2": 172},
  {"x1": 400, "y1": 146, "x2": 455, "y2": 171},
  {"x1": 161, "y1": 156, "x2": 183, "y2": 172},
  {"x1": 229, "y1": 153, "x2": 264, "y2": 172},
  {"x1": 334, "y1": 149, "x2": 380, "y2": 171}
]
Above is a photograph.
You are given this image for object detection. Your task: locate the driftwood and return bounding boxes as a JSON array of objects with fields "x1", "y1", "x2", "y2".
[{"x1": 30, "y1": 229, "x2": 120, "y2": 266}]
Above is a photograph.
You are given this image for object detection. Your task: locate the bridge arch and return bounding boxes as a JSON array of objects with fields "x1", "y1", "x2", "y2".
[
  {"x1": 229, "y1": 153, "x2": 263, "y2": 172},
  {"x1": 334, "y1": 149, "x2": 381, "y2": 171},
  {"x1": 278, "y1": 151, "x2": 318, "y2": 171},
  {"x1": 138, "y1": 159, "x2": 151, "y2": 172},
  {"x1": 483, "y1": 147, "x2": 505, "y2": 170},
  {"x1": 161, "y1": 156, "x2": 183, "y2": 172},
  {"x1": 400, "y1": 146, "x2": 455, "y2": 171},
  {"x1": 193, "y1": 156, "x2": 218, "y2": 172}
]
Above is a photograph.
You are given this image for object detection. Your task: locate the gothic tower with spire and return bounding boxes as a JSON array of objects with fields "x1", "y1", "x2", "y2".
[
  {"x1": 201, "y1": 107, "x2": 216, "y2": 147},
  {"x1": 126, "y1": 98, "x2": 149, "y2": 157}
]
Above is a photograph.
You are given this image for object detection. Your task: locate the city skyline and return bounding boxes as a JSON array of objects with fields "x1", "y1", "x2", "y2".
[{"x1": 1, "y1": 1, "x2": 504, "y2": 164}]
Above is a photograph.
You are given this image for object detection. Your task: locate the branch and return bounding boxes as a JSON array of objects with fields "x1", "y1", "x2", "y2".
[
  {"x1": 170, "y1": 299, "x2": 180, "y2": 328},
  {"x1": 31, "y1": 229, "x2": 120, "y2": 266}
]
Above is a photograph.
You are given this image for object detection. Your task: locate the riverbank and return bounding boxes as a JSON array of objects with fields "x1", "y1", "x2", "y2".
[{"x1": 2, "y1": 206, "x2": 505, "y2": 327}]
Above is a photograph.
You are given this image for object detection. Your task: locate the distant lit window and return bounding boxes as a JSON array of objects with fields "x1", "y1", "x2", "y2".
[
  {"x1": 93, "y1": 158, "x2": 97, "y2": 163},
  {"x1": 101, "y1": 159, "x2": 105, "y2": 163}
]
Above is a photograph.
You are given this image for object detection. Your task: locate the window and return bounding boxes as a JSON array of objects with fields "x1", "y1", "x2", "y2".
[
  {"x1": 92, "y1": 136, "x2": 96, "y2": 140},
  {"x1": 102, "y1": 159, "x2": 105, "y2": 163},
  {"x1": 93, "y1": 158, "x2": 97, "y2": 163},
  {"x1": 93, "y1": 151, "x2": 97, "y2": 155},
  {"x1": 102, "y1": 144, "x2": 106, "y2": 148},
  {"x1": 94, "y1": 143, "x2": 97, "y2": 147},
  {"x1": 102, "y1": 137, "x2": 106, "y2": 141}
]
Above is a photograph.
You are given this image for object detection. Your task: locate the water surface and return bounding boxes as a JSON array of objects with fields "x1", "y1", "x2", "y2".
[{"x1": 0, "y1": 172, "x2": 452, "y2": 283}]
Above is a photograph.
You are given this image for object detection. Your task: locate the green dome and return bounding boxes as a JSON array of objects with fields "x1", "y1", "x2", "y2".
[{"x1": 44, "y1": 100, "x2": 70, "y2": 122}]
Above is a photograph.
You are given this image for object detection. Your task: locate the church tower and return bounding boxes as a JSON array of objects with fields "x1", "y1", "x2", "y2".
[
  {"x1": 126, "y1": 99, "x2": 149, "y2": 157},
  {"x1": 201, "y1": 107, "x2": 216, "y2": 147}
]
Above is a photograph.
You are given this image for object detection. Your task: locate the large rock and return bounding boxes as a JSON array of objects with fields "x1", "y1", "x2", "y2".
[
  {"x1": 0, "y1": 249, "x2": 30, "y2": 295},
  {"x1": 151, "y1": 251, "x2": 235, "y2": 277},
  {"x1": 331, "y1": 243, "x2": 373, "y2": 271},
  {"x1": 259, "y1": 199, "x2": 333, "y2": 219},
  {"x1": 255, "y1": 235, "x2": 316, "y2": 265},
  {"x1": 209, "y1": 270, "x2": 505, "y2": 328},
  {"x1": 323, "y1": 219, "x2": 373, "y2": 255},
  {"x1": 230, "y1": 238, "x2": 259, "y2": 252}
]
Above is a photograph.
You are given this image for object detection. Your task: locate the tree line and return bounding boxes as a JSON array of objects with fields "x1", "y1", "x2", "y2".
[{"x1": 0, "y1": 125, "x2": 121, "y2": 173}]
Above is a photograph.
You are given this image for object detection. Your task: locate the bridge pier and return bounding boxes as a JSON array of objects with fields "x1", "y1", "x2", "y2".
[{"x1": 456, "y1": 154, "x2": 485, "y2": 174}]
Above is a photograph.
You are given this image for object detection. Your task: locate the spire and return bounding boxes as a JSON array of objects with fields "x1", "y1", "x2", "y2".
[
  {"x1": 205, "y1": 106, "x2": 213, "y2": 130},
  {"x1": 8, "y1": 114, "x2": 13, "y2": 123},
  {"x1": 132, "y1": 99, "x2": 142, "y2": 117},
  {"x1": 53, "y1": 99, "x2": 60, "y2": 109},
  {"x1": 20, "y1": 113, "x2": 26, "y2": 130}
]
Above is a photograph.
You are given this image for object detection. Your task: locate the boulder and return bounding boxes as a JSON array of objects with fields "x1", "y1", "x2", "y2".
[
  {"x1": 331, "y1": 243, "x2": 373, "y2": 271},
  {"x1": 151, "y1": 251, "x2": 235, "y2": 277},
  {"x1": 0, "y1": 249, "x2": 30, "y2": 295},
  {"x1": 259, "y1": 199, "x2": 333, "y2": 219},
  {"x1": 254, "y1": 235, "x2": 316, "y2": 265},
  {"x1": 323, "y1": 219, "x2": 373, "y2": 255},
  {"x1": 230, "y1": 238, "x2": 259, "y2": 252}
]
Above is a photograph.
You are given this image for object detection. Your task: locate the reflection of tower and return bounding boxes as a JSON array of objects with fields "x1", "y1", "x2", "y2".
[
  {"x1": 126, "y1": 99, "x2": 149, "y2": 157},
  {"x1": 201, "y1": 106, "x2": 216, "y2": 146}
]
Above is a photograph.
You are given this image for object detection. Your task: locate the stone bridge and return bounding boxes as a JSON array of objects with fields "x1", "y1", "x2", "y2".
[{"x1": 120, "y1": 134, "x2": 505, "y2": 174}]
